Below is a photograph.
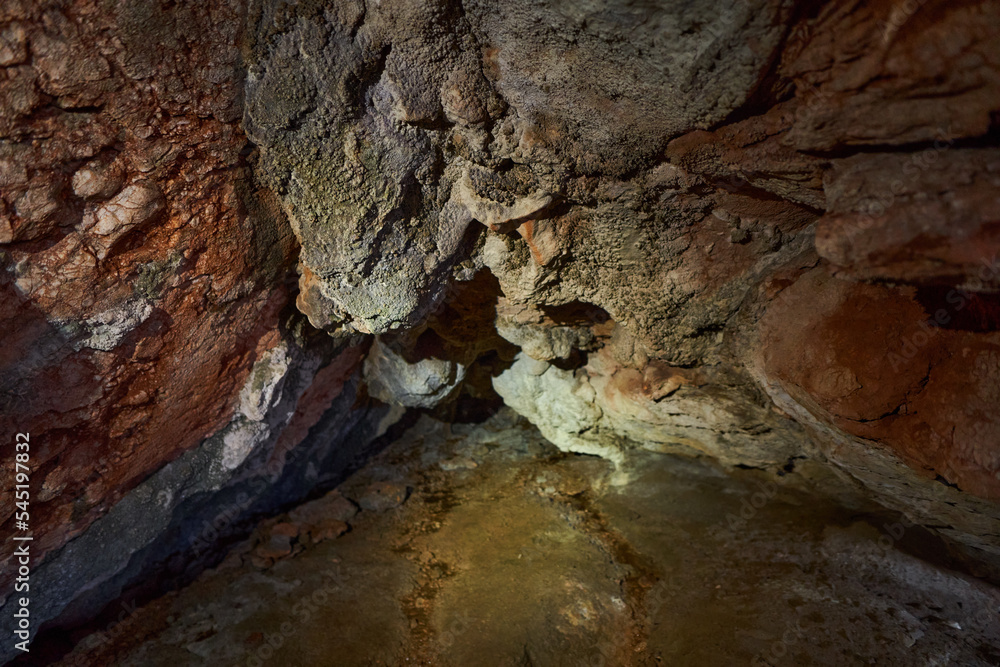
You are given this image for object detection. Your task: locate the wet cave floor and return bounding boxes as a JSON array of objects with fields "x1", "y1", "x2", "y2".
[{"x1": 58, "y1": 410, "x2": 1000, "y2": 666}]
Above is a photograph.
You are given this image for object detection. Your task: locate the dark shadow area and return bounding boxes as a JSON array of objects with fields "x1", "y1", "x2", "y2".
[{"x1": 916, "y1": 286, "x2": 1000, "y2": 333}]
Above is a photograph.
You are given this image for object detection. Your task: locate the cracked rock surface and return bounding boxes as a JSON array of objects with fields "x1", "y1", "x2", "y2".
[
  {"x1": 55, "y1": 412, "x2": 1000, "y2": 667},
  {"x1": 4, "y1": 0, "x2": 1000, "y2": 657},
  {"x1": 241, "y1": 0, "x2": 1000, "y2": 577}
]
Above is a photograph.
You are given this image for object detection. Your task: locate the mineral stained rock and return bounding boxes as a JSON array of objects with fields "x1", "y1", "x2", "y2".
[
  {"x1": 364, "y1": 337, "x2": 467, "y2": 409},
  {"x1": 0, "y1": 0, "x2": 390, "y2": 658},
  {"x1": 244, "y1": 0, "x2": 1000, "y2": 571},
  {"x1": 3, "y1": 0, "x2": 1000, "y2": 657}
]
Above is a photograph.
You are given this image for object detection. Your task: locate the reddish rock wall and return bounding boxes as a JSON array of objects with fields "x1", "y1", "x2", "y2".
[
  {"x1": 0, "y1": 0, "x2": 379, "y2": 636},
  {"x1": 2, "y1": 0, "x2": 1000, "y2": 656}
]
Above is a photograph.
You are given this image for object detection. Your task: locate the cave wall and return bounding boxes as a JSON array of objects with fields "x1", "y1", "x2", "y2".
[
  {"x1": 0, "y1": 0, "x2": 397, "y2": 658},
  {"x1": 2, "y1": 0, "x2": 1000, "y2": 657},
  {"x1": 244, "y1": 0, "x2": 1000, "y2": 559}
]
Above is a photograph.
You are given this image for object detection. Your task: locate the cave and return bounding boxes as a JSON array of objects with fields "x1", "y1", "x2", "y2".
[{"x1": 2, "y1": 0, "x2": 1000, "y2": 665}]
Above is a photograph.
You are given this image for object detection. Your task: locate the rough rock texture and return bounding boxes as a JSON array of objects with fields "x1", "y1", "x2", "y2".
[
  {"x1": 243, "y1": 0, "x2": 796, "y2": 337},
  {"x1": 0, "y1": 0, "x2": 394, "y2": 660},
  {"x1": 244, "y1": 0, "x2": 1000, "y2": 575},
  {"x1": 46, "y1": 413, "x2": 1000, "y2": 667},
  {"x1": 364, "y1": 337, "x2": 466, "y2": 408},
  {"x1": 3, "y1": 0, "x2": 1000, "y2": 659},
  {"x1": 0, "y1": 0, "x2": 276, "y2": 571},
  {"x1": 495, "y1": 345, "x2": 804, "y2": 471}
]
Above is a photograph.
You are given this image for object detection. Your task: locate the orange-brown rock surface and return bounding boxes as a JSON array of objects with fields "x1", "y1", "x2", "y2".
[
  {"x1": 0, "y1": 1, "x2": 386, "y2": 655},
  {"x1": 2, "y1": 0, "x2": 273, "y2": 568},
  {"x1": 2, "y1": 0, "x2": 1000, "y2": 658}
]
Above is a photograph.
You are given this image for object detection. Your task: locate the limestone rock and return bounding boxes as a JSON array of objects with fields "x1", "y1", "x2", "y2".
[
  {"x1": 494, "y1": 347, "x2": 802, "y2": 472},
  {"x1": 357, "y1": 481, "x2": 410, "y2": 513},
  {"x1": 0, "y1": 1, "x2": 384, "y2": 656},
  {"x1": 752, "y1": 266, "x2": 1000, "y2": 559},
  {"x1": 5, "y1": 0, "x2": 1000, "y2": 656},
  {"x1": 242, "y1": 0, "x2": 1000, "y2": 580},
  {"x1": 243, "y1": 0, "x2": 793, "y2": 335},
  {"x1": 71, "y1": 156, "x2": 126, "y2": 201},
  {"x1": 816, "y1": 149, "x2": 1000, "y2": 288},
  {"x1": 288, "y1": 491, "x2": 359, "y2": 526},
  {"x1": 364, "y1": 337, "x2": 467, "y2": 409},
  {"x1": 494, "y1": 300, "x2": 599, "y2": 361},
  {"x1": 493, "y1": 353, "x2": 620, "y2": 464}
]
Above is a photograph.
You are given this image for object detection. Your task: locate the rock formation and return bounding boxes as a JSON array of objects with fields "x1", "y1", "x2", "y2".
[{"x1": 1, "y1": 0, "x2": 999, "y2": 659}]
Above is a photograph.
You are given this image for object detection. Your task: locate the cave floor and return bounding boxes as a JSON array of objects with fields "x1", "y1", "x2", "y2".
[{"x1": 59, "y1": 410, "x2": 1000, "y2": 666}]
